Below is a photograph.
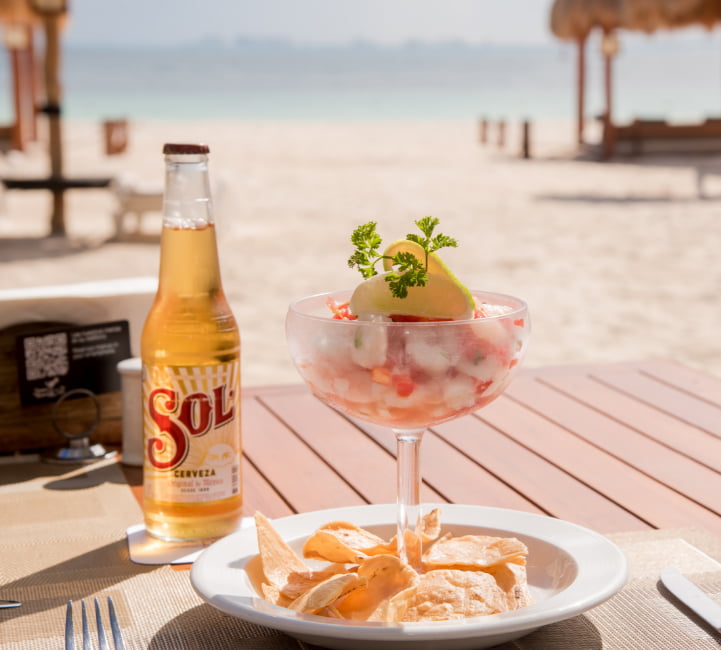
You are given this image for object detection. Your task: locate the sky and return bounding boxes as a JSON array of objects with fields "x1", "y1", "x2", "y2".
[{"x1": 65, "y1": 0, "x2": 557, "y2": 48}]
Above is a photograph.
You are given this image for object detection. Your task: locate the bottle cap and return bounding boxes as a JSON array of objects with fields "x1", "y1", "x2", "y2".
[{"x1": 162, "y1": 143, "x2": 210, "y2": 155}]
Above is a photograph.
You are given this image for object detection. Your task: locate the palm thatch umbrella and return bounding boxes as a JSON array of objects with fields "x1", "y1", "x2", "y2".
[
  {"x1": 550, "y1": 0, "x2": 592, "y2": 144},
  {"x1": 550, "y1": 0, "x2": 596, "y2": 39},
  {"x1": 550, "y1": 0, "x2": 721, "y2": 156},
  {"x1": 0, "y1": 0, "x2": 69, "y2": 235},
  {"x1": 593, "y1": 0, "x2": 625, "y2": 30},
  {"x1": 661, "y1": 0, "x2": 705, "y2": 25},
  {"x1": 660, "y1": 0, "x2": 721, "y2": 29},
  {"x1": 550, "y1": 0, "x2": 623, "y2": 145},
  {"x1": 34, "y1": 0, "x2": 68, "y2": 236},
  {"x1": 623, "y1": 0, "x2": 721, "y2": 30},
  {"x1": 0, "y1": 0, "x2": 34, "y2": 23},
  {"x1": 622, "y1": 0, "x2": 673, "y2": 31}
]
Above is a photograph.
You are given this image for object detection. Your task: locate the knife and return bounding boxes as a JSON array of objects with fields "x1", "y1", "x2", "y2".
[
  {"x1": 0, "y1": 600, "x2": 21, "y2": 609},
  {"x1": 661, "y1": 567, "x2": 721, "y2": 631}
]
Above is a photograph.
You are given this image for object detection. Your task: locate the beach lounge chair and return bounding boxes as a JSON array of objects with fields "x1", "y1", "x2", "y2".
[
  {"x1": 606, "y1": 118, "x2": 721, "y2": 157},
  {"x1": 111, "y1": 173, "x2": 163, "y2": 240},
  {"x1": 111, "y1": 169, "x2": 228, "y2": 240}
]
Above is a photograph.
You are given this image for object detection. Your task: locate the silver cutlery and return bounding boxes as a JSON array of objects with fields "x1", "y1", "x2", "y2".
[
  {"x1": 65, "y1": 597, "x2": 126, "y2": 650},
  {"x1": 660, "y1": 567, "x2": 721, "y2": 632},
  {"x1": 0, "y1": 599, "x2": 20, "y2": 609}
]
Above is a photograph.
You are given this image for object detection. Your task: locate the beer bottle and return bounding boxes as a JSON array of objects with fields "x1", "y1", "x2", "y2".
[{"x1": 141, "y1": 143, "x2": 242, "y2": 542}]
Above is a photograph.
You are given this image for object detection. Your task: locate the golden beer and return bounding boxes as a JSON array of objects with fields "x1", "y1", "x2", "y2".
[{"x1": 141, "y1": 144, "x2": 242, "y2": 542}]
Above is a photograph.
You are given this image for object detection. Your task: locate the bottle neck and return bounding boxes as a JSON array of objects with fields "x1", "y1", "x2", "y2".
[
  {"x1": 163, "y1": 153, "x2": 214, "y2": 229},
  {"x1": 158, "y1": 224, "x2": 222, "y2": 296},
  {"x1": 158, "y1": 153, "x2": 222, "y2": 296}
]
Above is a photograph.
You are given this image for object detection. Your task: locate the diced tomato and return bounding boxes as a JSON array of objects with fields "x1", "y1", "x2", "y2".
[
  {"x1": 475, "y1": 379, "x2": 492, "y2": 395},
  {"x1": 392, "y1": 374, "x2": 416, "y2": 397},
  {"x1": 327, "y1": 299, "x2": 357, "y2": 320},
  {"x1": 371, "y1": 366, "x2": 392, "y2": 385},
  {"x1": 513, "y1": 319, "x2": 525, "y2": 327},
  {"x1": 371, "y1": 368, "x2": 415, "y2": 396},
  {"x1": 508, "y1": 358, "x2": 518, "y2": 369},
  {"x1": 474, "y1": 301, "x2": 490, "y2": 319}
]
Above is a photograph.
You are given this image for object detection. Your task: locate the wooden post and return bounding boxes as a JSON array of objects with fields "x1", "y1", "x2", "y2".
[
  {"x1": 521, "y1": 120, "x2": 531, "y2": 159},
  {"x1": 601, "y1": 29, "x2": 616, "y2": 160},
  {"x1": 497, "y1": 120, "x2": 506, "y2": 148},
  {"x1": 17, "y1": 27, "x2": 37, "y2": 147},
  {"x1": 479, "y1": 117, "x2": 488, "y2": 144},
  {"x1": 43, "y1": 13, "x2": 65, "y2": 236},
  {"x1": 26, "y1": 27, "x2": 38, "y2": 143},
  {"x1": 10, "y1": 45, "x2": 25, "y2": 151},
  {"x1": 577, "y1": 35, "x2": 586, "y2": 146}
]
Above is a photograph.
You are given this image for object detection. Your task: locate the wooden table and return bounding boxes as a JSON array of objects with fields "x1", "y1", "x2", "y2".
[
  {"x1": 9, "y1": 358, "x2": 721, "y2": 649},
  {"x1": 223, "y1": 358, "x2": 721, "y2": 537}
]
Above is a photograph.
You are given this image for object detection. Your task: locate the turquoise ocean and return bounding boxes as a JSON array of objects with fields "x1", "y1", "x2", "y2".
[{"x1": 1, "y1": 34, "x2": 720, "y2": 124}]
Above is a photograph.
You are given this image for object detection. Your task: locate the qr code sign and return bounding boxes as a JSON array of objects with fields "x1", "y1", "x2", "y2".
[{"x1": 23, "y1": 332, "x2": 70, "y2": 381}]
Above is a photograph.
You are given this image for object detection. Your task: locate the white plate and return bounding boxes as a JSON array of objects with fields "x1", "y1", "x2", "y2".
[{"x1": 190, "y1": 504, "x2": 628, "y2": 649}]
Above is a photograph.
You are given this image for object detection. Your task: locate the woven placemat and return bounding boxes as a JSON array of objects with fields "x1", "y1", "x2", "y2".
[
  {"x1": 3, "y1": 460, "x2": 721, "y2": 649},
  {"x1": 1, "y1": 566, "x2": 299, "y2": 650}
]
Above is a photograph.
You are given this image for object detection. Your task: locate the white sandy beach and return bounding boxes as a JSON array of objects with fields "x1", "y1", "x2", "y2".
[{"x1": 1, "y1": 118, "x2": 720, "y2": 386}]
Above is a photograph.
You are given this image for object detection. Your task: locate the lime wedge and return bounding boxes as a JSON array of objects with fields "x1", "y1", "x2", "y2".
[
  {"x1": 349, "y1": 272, "x2": 475, "y2": 320},
  {"x1": 382, "y1": 239, "x2": 451, "y2": 277}
]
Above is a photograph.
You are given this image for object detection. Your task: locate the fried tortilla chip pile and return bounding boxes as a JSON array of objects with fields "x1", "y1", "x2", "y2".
[{"x1": 250, "y1": 510, "x2": 533, "y2": 623}]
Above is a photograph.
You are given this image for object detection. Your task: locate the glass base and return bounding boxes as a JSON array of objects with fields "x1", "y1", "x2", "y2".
[{"x1": 42, "y1": 443, "x2": 117, "y2": 464}]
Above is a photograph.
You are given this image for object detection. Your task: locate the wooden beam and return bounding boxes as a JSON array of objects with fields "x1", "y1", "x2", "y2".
[
  {"x1": 601, "y1": 29, "x2": 617, "y2": 160},
  {"x1": 42, "y1": 13, "x2": 65, "y2": 236},
  {"x1": 577, "y1": 35, "x2": 586, "y2": 145},
  {"x1": 26, "y1": 27, "x2": 38, "y2": 142},
  {"x1": 10, "y1": 45, "x2": 24, "y2": 150}
]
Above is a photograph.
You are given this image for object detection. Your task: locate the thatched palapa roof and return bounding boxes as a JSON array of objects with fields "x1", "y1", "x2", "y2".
[
  {"x1": 0, "y1": 0, "x2": 36, "y2": 25},
  {"x1": 551, "y1": 0, "x2": 721, "y2": 38}
]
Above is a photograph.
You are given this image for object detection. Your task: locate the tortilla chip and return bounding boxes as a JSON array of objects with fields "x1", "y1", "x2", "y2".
[
  {"x1": 423, "y1": 535, "x2": 528, "y2": 570},
  {"x1": 419, "y1": 508, "x2": 442, "y2": 543},
  {"x1": 487, "y1": 562, "x2": 534, "y2": 610},
  {"x1": 261, "y1": 582, "x2": 288, "y2": 607},
  {"x1": 383, "y1": 508, "x2": 444, "y2": 554},
  {"x1": 381, "y1": 569, "x2": 509, "y2": 622},
  {"x1": 254, "y1": 512, "x2": 309, "y2": 589},
  {"x1": 302, "y1": 520, "x2": 391, "y2": 562},
  {"x1": 251, "y1": 510, "x2": 533, "y2": 623},
  {"x1": 335, "y1": 554, "x2": 419, "y2": 621},
  {"x1": 281, "y1": 564, "x2": 356, "y2": 600},
  {"x1": 288, "y1": 573, "x2": 365, "y2": 614}
]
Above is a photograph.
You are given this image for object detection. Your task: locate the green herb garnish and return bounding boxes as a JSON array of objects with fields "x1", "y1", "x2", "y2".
[{"x1": 347, "y1": 217, "x2": 458, "y2": 298}]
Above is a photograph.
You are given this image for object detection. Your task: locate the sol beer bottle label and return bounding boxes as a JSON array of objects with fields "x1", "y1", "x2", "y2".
[{"x1": 143, "y1": 360, "x2": 241, "y2": 504}]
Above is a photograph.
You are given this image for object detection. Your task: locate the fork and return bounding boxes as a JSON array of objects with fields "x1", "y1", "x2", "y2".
[{"x1": 65, "y1": 597, "x2": 126, "y2": 650}]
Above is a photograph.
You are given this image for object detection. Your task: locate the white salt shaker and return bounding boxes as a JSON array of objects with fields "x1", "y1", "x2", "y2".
[{"x1": 117, "y1": 357, "x2": 143, "y2": 466}]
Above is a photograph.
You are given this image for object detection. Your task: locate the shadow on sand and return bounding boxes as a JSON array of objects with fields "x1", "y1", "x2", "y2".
[
  {"x1": 0, "y1": 232, "x2": 160, "y2": 263},
  {"x1": 527, "y1": 143, "x2": 721, "y2": 203},
  {"x1": 0, "y1": 236, "x2": 107, "y2": 263},
  {"x1": 534, "y1": 193, "x2": 702, "y2": 204}
]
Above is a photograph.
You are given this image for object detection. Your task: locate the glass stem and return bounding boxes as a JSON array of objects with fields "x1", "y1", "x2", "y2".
[{"x1": 395, "y1": 429, "x2": 424, "y2": 570}]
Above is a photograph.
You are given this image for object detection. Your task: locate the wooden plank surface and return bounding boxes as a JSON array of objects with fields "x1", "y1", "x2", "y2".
[
  {"x1": 236, "y1": 359, "x2": 721, "y2": 536},
  {"x1": 241, "y1": 397, "x2": 366, "y2": 513},
  {"x1": 538, "y1": 371, "x2": 721, "y2": 472},
  {"x1": 506, "y1": 377, "x2": 721, "y2": 515}
]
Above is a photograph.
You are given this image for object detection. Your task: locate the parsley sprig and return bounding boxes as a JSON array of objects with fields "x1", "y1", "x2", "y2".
[{"x1": 347, "y1": 217, "x2": 458, "y2": 298}]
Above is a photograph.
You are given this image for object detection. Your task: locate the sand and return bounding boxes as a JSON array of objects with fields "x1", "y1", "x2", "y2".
[{"x1": 1, "y1": 118, "x2": 720, "y2": 387}]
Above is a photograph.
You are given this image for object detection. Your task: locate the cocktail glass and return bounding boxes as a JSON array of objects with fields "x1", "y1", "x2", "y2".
[{"x1": 286, "y1": 289, "x2": 530, "y2": 568}]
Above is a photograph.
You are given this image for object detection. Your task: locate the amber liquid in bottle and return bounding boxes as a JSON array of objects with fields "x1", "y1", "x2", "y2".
[{"x1": 141, "y1": 144, "x2": 242, "y2": 542}]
